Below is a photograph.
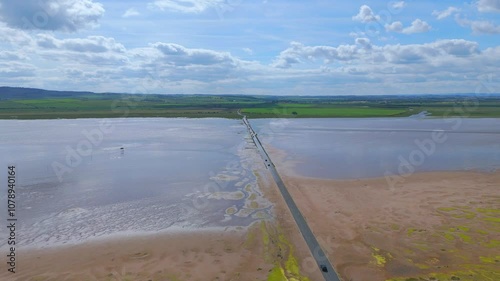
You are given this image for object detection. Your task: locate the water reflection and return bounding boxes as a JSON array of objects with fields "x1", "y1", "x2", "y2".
[
  {"x1": 253, "y1": 118, "x2": 500, "y2": 179},
  {"x1": 0, "y1": 118, "x2": 271, "y2": 248}
]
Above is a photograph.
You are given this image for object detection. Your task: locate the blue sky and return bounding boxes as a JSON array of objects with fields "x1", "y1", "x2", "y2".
[{"x1": 0, "y1": 0, "x2": 499, "y2": 95}]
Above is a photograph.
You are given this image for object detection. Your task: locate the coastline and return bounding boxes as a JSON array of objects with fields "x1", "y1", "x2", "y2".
[
  {"x1": 4, "y1": 119, "x2": 499, "y2": 281},
  {"x1": 2, "y1": 147, "x2": 324, "y2": 281},
  {"x1": 267, "y1": 146, "x2": 500, "y2": 281},
  {"x1": 7, "y1": 227, "x2": 263, "y2": 281}
]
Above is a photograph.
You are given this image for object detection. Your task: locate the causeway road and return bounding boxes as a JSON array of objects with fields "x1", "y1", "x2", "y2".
[{"x1": 240, "y1": 114, "x2": 342, "y2": 281}]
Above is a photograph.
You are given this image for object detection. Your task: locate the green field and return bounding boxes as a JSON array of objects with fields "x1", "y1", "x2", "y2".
[
  {"x1": 1, "y1": 87, "x2": 499, "y2": 119},
  {"x1": 241, "y1": 103, "x2": 408, "y2": 117}
]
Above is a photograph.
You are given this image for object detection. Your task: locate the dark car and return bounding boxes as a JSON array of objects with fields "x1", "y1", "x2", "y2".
[{"x1": 320, "y1": 265, "x2": 328, "y2": 273}]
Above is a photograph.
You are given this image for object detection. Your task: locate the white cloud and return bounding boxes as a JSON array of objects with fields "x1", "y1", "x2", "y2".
[
  {"x1": 352, "y1": 5, "x2": 380, "y2": 23},
  {"x1": 477, "y1": 0, "x2": 500, "y2": 13},
  {"x1": 242, "y1": 48, "x2": 253, "y2": 55},
  {"x1": 432, "y1": 39, "x2": 480, "y2": 56},
  {"x1": 32, "y1": 34, "x2": 128, "y2": 66},
  {"x1": 148, "y1": 0, "x2": 225, "y2": 13},
  {"x1": 36, "y1": 34, "x2": 126, "y2": 53},
  {"x1": 0, "y1": 0, "x2": 104, "y2": 32},
  {"x1": 273, "y1": 41, "x2": 358, "y2": 68},
  {"x1": 100, "y1": 42, "x2": 247, "y2": 86},
  {"x1": 391, "y1": 1, "x2": 406, "y2": 10},
  {"x1": 152, "y1": 43, "x2": 238, "y2": 66},
  {"x1": 385, "y1": 19, "x2": 431, "y2": 34},
  {"x1": 403, "y1": 19, "x2": 432, "y2": 34},
  {"x1": 355, "y1": 38, "x2": 372, "y2": 50},
  {"x1": 456, "y1": 16, "x2": 500, "y2": 34},
  {"x1": 0, "y1": 23, "x2": 33, "y2": 45},
  {"x1": 0, "y1": 62, "x2": 36, "y2": 78},
  {"x1": 273, "y1": 39, "x2": 482, "y2": 69},
  {"x1": 272, "y1": 55, "x2": 301, "y2": 69},
  {"x1": 349, "y1": 31, "x2": 366, "y2": 38},
  {"x1": 385, "y1": 21, "x2": 404, "y2": 33},
  {"x1": 0, "y1": 1, "x2": 496, "y2": 96},
  {"x1": 67, "y1": 39, "x2": 500, "y2": 94},
  {"x1": 0, "y1": 51, "x2": 27, "y2": 61},
  {"x1": 122, "y1": 8, "x2": 140, "y2": 18},
  {"x1": 432, "y1": 7, "x2": 460, "y2": 20}
]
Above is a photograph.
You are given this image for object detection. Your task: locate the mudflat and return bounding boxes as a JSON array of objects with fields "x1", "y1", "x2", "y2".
[
  {"x1": 1, "y1": 170, "x2": 323, "y2": 281},
  {"x1": 280, "y1": 167, "x2": 500, "y2": 281}
]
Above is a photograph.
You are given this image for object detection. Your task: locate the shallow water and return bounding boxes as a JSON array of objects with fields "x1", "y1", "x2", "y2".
[
  {"x1": 2, "y1": 117, "x2": 498, "y2": 248},
  {"x1": 0, "y1": 118, "x2": 270, "y2": 248},
  {"x1": 252, "y1": 118, "x2": 500, "y2": 179}
]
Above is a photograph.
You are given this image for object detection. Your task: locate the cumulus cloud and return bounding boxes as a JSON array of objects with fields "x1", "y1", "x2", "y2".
[
  {"x1": 355, "y1": 38, "x2": 372, "y2": 50},
  {"x1": 352, "y1": 5, "x2": 380, "y2": 23},
  {"x1": 122, "y1": 8, "x2": 140, "y2": 18},
  {"x1": 432, "y1": 39, "x2": 480, "y2": 56},
  {"x1": 272, "y1": 55, "x2": 301, "y2": 69},
  {"x1": 385, "y1": 21, "x2": 404, "y2": 33},
  {"x1": 376, "y1": 39, "x2": 480, "y2": 64},
  {"x1": 36, "y1": 34, "x2": 126, "y2": 53},
  {"x1": 456, "y1": 16, "x2": 500, "y2": 34},
  {"x1": 385, "y1": 19, "x2": 431, "y2": 34},
  {"x1": 148, "y1": 0, "x2": 225, "y2": 13},
  {"x1": 0, "y1": 0, "x2": 104, "y2": 32},
  {"x1": 477, "y1": 0, "x2": 500, "y2": 13},
  {"x1": 273, "y1": 39, "x2": 482, "y2": 69},
  {"x1": 242, "y1": 48, "x2": 253, "y2": 55},
  {"x1": 403, "y1": 19, "x2": 432, "y2": 34},
  {"x1": 0, "y1": 23, "x2": 33, "y2": 45},
  {"x1": 115, "y1": 42, "x2": 250, "y2": 85},
  {"x1": 0, "y1": 62, "x2": 36, "y2": 78},
  {"x1": 432, "y1": 7, "x2": 460, "y2": 20},
  {"x1": 391, "y1": 1, "x2": 406, "y2": 10},
  {"x1": 0, "y1": 26, "x2": 496, "y2": 95},
  {"x1": 0, "y1": 51, "x2": 27, "y2": 61},
  {"x1": 152, "y1": 43, "x2": 238, "y2": 67},
  {"x1": 32, "y1": 34, "x2": 129, "y2": 66},
  {"x1": 272, "y1": 41, "x2": 360, "y2": 68}
]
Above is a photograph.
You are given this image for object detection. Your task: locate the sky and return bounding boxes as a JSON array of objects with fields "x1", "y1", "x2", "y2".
[{"x1": 0, "y1": 0, "x2": 499, "y2": 95}]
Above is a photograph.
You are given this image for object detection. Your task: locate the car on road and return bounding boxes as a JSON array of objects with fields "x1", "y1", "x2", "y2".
[{"x1": 320, "y1": 265, "x2": 328, "y2": 273}]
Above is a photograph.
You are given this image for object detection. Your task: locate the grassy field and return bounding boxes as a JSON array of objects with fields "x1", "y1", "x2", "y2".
[
  {"x1": 1, "y1": 87, "x2": 499, "y2": 119},
  {"x1": 241, "y1": 103, "x2": 409, "y2": 117}
]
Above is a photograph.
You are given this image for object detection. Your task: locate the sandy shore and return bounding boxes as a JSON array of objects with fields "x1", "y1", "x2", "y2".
[
  {"x1": 8, "y1": 229, "x2": 266, "y2": 281},
  {"x1": 2, "y1": 162, "x2": 323, "y2": 281},
  {"x1": 268, "y1": 148, "x2": 500, "y2": 281},
  {"x1": 6, "y1": 143, "x2": 498, "y2": 281}
]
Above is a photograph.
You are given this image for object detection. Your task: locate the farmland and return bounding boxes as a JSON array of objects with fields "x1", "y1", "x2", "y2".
[{"x1": 1, "y1": 87, "x2": 499, "y2": 119}]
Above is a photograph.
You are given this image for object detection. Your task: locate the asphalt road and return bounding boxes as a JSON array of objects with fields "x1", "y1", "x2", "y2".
[{"x1": 241, "y1": 115, "x2": 342, "y2": 281}]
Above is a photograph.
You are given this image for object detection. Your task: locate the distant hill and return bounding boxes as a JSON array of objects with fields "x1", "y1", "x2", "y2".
[
  {"x1": 1, "y1": 86, "x2": 499, "y2": 101},
  {"x1": 0, "y1": 86, "x2": 99, "y2": 100},
  {"x1": 1, "y1": 86, "x2": 500, "y2": 119}
]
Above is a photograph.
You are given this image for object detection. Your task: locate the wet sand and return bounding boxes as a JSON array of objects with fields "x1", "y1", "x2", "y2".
[
  {"x1": 0, "y1": 120, "x2": 326, "y2": 281},
  {"x1": 11, "y1": 162, "x2": 498, "y2": 281},
  {"x1": 269, "y1": 148, "x2": 500, "y2": 281},
  {"x1": 10, "y1": 229, "x2": 265, "y2": 281},
  {"x1": 6, "y1": 117, "x2": 499, "y2": 281},
  {"x1": 2, "y1": 166, "x2": 323, "y2": 281}
]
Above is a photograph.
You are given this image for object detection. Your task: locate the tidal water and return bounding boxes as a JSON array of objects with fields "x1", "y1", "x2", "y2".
[
  {"x1": 1, "y1": 117, "x2": 498, "y2": 248},
  {"x1": 252, "y1": 118, "x2": 500, "y2": 179},
  {"x1": 0, "y1": 118, "x2": 270, "y2": 248}
]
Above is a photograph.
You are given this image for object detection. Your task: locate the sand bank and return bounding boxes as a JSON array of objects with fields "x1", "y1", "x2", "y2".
[
  {"x1": 269, "y1": 148, "x2": 500, "y2": 281},
  {"x1": 2, "y1": 168, "x2": 322, "y2": 281}
]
